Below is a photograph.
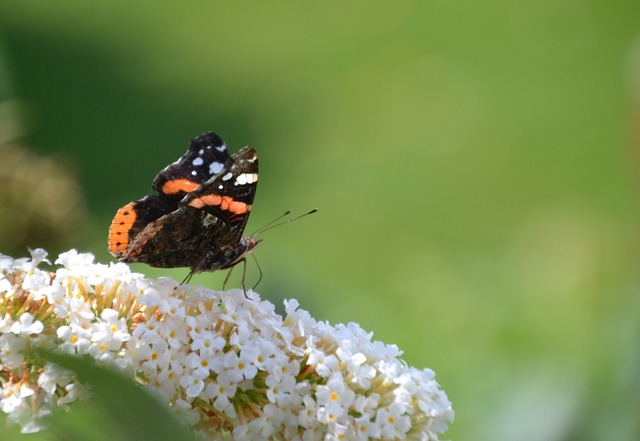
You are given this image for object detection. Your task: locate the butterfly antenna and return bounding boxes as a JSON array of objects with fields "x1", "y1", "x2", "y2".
[
  {"x1": 251, "y1": 208, "x2": 318, "y2": 238},
  {"x1": 250, "y1": 210, "x2": 291, "y2": 236}
]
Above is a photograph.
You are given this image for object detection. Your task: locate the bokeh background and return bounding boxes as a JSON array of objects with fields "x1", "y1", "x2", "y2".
[{"x1": 1, "y1": 1, "x2": 639, "y2": 440}]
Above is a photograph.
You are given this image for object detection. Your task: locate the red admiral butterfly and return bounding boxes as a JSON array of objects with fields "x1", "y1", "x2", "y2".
[{"x1": 108, "y1": 132, "x2": 261, "y2": 285}]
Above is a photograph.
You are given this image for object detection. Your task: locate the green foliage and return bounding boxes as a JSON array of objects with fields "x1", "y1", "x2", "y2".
[{"x1": 2, "y1": 352, "x2": 197, "y2": 441}]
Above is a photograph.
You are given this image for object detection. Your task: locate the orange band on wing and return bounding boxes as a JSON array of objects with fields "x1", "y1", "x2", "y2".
[
  {"x1": 161, "y1": 179, "x2": 199, "y2": 195},
  {"x1": 188, "y1": 194, "x2": 222, "y2": 208},
  {"x1": 188, "y1": 194, "x2": 251, "y2": 214},
  {"x1": 108, "y1": 202, "x2": 137, "y2": 255}
]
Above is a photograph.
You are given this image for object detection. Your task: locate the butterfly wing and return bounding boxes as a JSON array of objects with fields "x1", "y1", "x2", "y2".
[
  {"x1": 182, "y1": 146, "x2": 259, "y2": 241},
  {"x1": 108, "y1": 133, "x2": 259, "y2": 272},
  {"x1": 152, "y1": 132, "x2": 231, "y2": 203},
  {"x1": 108, "y1": 132, "x2": 230, "y2": 259}
]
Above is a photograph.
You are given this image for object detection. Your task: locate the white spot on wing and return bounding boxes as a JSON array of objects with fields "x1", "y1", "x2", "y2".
[
  {"x1": 222, "y1": 172, "x2": 233, "y2": 181},
  {"x1": 216, "y1": 144, "x2": 226, "y2": 152},
  {"x1": 209, "y1": 162, "x2": 223, "y2": 174},
  {"x1": 191, "y1": 170, "x2": 197, "y2": 176},
  {"x1": 236, "y1": 174, "x2": 248, "y2": 185},
  {"x1": 235, "y1": 173, "x2": 258, "y2": 186},
  {"x1": 192, "y1": 157, "x2": 204, "y2": 166},
  {"x1": 198, "y1": 149, "x2": 204, "y2": 154},
  {"x1": 218, "y1": 184, "x2": 223, "y2": 189}
]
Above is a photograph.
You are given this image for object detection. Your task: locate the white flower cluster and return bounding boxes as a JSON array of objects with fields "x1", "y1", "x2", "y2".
[{"x1": 0, "y1": 249, "x2": 453, "y2": 440}]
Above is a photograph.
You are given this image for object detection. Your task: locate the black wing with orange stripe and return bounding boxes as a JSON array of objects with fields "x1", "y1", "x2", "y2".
[
  {"x1": 107, "y1": 131, "x2": 260, "y2": 272},
  {"x1": 151, "y1": 131, "x2": 230, "y2": 201}
]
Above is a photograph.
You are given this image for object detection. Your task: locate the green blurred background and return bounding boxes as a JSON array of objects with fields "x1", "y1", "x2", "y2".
[{"x1": 0, "y1": 1, "x2": 638, "y2": 440}]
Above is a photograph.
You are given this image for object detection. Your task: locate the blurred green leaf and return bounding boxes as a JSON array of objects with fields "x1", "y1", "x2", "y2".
[{"x1": 40, "y1": 352, "x2": 198, "y2": 441}]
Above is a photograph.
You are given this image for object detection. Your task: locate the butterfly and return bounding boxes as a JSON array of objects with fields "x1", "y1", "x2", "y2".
[{"x1": 108, "y1": 132, "x2": 261, "y2": 286}]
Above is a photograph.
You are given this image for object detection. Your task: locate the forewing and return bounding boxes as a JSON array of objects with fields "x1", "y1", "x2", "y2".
[
  {"x1": 151, "y1": 132, "x2": 230, "y2": 201},
  {"x1": 182, "y1": 146, "x2": 258, "y2": 239}
]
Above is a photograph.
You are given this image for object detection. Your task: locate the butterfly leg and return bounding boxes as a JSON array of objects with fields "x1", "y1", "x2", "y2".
[
  {"x1": 223, "y1": 265, "x2": 235, "y2": 290},
  {"x1": 181, "y1": 268, "x2": 196, "y2": 285},
  {"x1": 239, "y1": 258, "x2": 250, "y2": 298},
  {"x1": 251, "y1": 254, "x2": 263, "y2": 291}
]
